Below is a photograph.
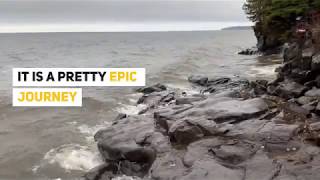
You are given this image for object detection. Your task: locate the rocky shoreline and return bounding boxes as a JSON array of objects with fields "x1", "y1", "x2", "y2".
[{"x1": 84, "y1": 43, "x2": 320, "y2": 180}]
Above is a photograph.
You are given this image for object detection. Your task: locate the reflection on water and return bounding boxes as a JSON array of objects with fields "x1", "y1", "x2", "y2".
[{"x1": 0, "y1": 30, "x2": 280, "y2": 179}]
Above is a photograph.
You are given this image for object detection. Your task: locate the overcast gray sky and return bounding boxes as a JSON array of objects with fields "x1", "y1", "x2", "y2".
[{"x1": 0, "y1": 0, "x2": 250, "y2": 32}]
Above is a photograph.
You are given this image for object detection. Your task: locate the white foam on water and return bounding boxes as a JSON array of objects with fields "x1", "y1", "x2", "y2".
[
  {"x1": 166, "y1": 83, "x2": 200, "y2": 95},
  {"x1": 247, "y1": 65, "x2": 280, "y2": 77},
  {"x1": 44, "y1": 144, "x2": 103, "y2": 172},
  {"x1": 114, "y1": 103, "x2": 147, "y2": 115},
  {"x1": 77, "y1": 122, "x2": 111, "y2": 142},
  {"x1": 112, "y1": 175, "x2": 141, "y2": 180}
]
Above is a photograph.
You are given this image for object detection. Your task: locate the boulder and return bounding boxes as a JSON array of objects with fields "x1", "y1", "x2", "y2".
[
  {"x1": 274, "y1": 81, "x2": 308, "y2": 99},
  {"x1": 137, "y1": 91, "x2": 175, "y2": 108},
  {"x1": 168, "y1": 120, "x2": 204, "y2": 145},
  {"x1": 283, "y1": 42, "x2": 302, "y2": 64},
  {"x1": 301, "y1": 48, "x2": 313, "y2": 70},
  {"x1": 256, "y1": 122, "x2": 300, "y2": 143},
  {"x1": 136, "y1": 83, "x2": 167, "y2": 94},
  {"x1": 83, "y1": 163, "x2": 118, "y2": 180},
  {"x1": 94, "y1": 116, "x2": 159, "y2": 177},
  {"x1": 305, "y1": 88, "x2": 320, "y2": 97},
  {"x1": 155, "y1": 97, "x2": 269, "y2": 126},
  {"x1": 311, "y1": 53, "x2": 320, "y2": 71},
  {"x1": 207, "y1": 77, "x2": 231, "y2": 86},
  {"x1": 296, "y1": 96, "x2": 317, "y2": 105},
  {"x1": 188, "y1": 75, "x2": 208, "y2": 86}
]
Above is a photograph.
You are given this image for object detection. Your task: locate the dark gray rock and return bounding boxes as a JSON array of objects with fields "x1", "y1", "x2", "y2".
[
  {"x1": 136, "y1": 83, "x2": 167, "y2": 94},
  {"x1": 310, "y1": 122, "x2": 320, "y2": 131},
  {"x1": 83, "y1": 163, "x2": 117, "y2": 180},
  {"x1": 94, "y1": 116, "x2": 160, "y2": 177},
  {"x1": 137, "y1": 91, "x2": 175, "y2": 109},
  {"x1": 311, "y1": 53, "x2": 320, "y2": 71},
  {"x1": 283, "y1": 42, "x2": 302, "y2": 64},
  {"x1": 188, "y1": 75, "x2": 208, "y2": 86},
  {"x1": 296, "y1": 96, "x2": 317, "y2": 105},
  {"x1": 183, "y1": 138, "x2": 223, "y2": 167},
  {"x1": 207, "y1": 77, "x2": 231, "y2": 86},
  {"x1": 180, "y1": 159, "x2": 244, "y2": 180},
  {"x1": 175, "y1": 96, "x2": 206, "y2": 105},
  {"x1": 168, "y1": 119, "x2": 204, "y2": 145},
  {"x1": 155, "y1": 97, "x2": 269, "y2": 128},
  {"x1": 150, "y1": 151, "x2": 187, "y2": 180},
  {"x1": 274, "y1": 81, "x2": 308, "y2": 99},
  {"x1": 301, "y1": 48, "x2": 313, "y2": 70},
  {"x1": 243, "y1": 150, "x2": 281, "y2": 180},
  {"x1": 315, "y1": 102, "x2": 320, "y2": 115},
  {"x1": 256, "y1": 122, "x2": 300, "y2": 143},
  {"x1": 305, "y1": 88, "x2": 320, "y2": 97}
]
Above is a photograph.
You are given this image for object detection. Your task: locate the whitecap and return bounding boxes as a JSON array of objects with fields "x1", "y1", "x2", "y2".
[
  {"x1": 112, "y1": 175, "x2": 141, "y2": 180},
  {"x1": 77, "y1": 122, "x2": 111, "y2": 142},
  {"x1": 44, "y1": 144, "x2": 103, "y2": 172},
  {"x1": 114, "y1": 103, "x2": 147, "y2": 115}
]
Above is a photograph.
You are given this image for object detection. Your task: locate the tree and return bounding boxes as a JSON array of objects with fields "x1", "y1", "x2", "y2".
[{"x1": 243, "y1": 0, "x2": 270, "y2": 22}]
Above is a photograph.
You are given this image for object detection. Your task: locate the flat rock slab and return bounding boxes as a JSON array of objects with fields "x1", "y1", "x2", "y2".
[
  {"x1": 180, "y1": 159, "x2": 244, "y2": 180},
  {"x1": 184, "y1": 97, "x2": 269, "y2": 123},
  {"x1": 305, "y1": 88, "x2": 320, "y2": 97},
  {"x1": 274, "y1": 81, "x2": 308, "y2": 99}
]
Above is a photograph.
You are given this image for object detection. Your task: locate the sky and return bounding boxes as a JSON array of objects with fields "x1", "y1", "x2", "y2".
[{"x1": 0, "y1": 0, "x2": 251, "y2": 32}]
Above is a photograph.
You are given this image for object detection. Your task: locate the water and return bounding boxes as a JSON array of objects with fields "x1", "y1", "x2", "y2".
[{"x1": 0, "y1": 30, "x2": 281, "y2": 180}]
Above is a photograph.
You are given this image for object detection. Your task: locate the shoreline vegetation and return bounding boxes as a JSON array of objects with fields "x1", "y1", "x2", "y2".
[{"x1": 83, "y1": 1, "x2": 320, "y2": 180}]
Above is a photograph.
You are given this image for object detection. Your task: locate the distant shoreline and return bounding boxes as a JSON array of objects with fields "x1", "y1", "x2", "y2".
[{"x1": 0, "y1": 29, "x2": 253, "y2": 34}]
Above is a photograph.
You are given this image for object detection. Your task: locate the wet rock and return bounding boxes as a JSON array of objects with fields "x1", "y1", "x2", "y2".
[
  {"x1": 305, "y1": 88, "x2": 320, "y2": 97},
  {"x1": 283, "y1": 102, "x2": 311, "y2": 120},
  {"x1": 274, "y1": 81, "x2": 308, "y2": 99},
  {"x1": 283, "y1": 42, "x2": 302, "y2": 63},
  {"x1": 188, "y1": 75, "x2": 208, "y2": 86},
  {"x1": 315, "y1": 75, "x2": 320, "y2": 88},
  {"x1": 251, "y1": 80, "x2": 268, "y2": 95},
  {"x1": 256, "y1": 122, "x2": 300, "y2": 143},
  {"x1": 315, "y1": 102, "x2": 320, "y2": 115},
  {"x1": 168, "y1": 117, "x2": 230, "y2": 145},
  {"x1": 301, "y1": 48, "x2": 313, "y2": 70},
  {"x1": 114, "y1": 113, "x2": 127, "y2": 121},
  {"x1": 168, "y1": 120, "x2": 204, "y2": 145},
  {"x1": 175, "y1": 96, "x2": 206, "y2": 105},
  {"x1": 296, "y1": 96, "x2": 317, "y2": 105},
  {"x1": 210, "y1": 143, "x2": 256, "y2": 164},
  {"x1": 197, "y1": 97, "x2": 268, "y2": 123},
  {"x1": 181, "y1": 159, "x2": 244, "y2": 180},
  {"x1": 310, "y1": 122, "x2": 320, "y2": 131},
  {"x1": 136, "y1": 83, "x2": 167, "y2": 94},
  {"x1": 155, "y1": 97, "x2": 269, "y2": 128},
  {"x1": 238, "y1": 48, "x2": 258, "y2": 55},
  {"x1": 302, "y1": 103, "x2": 316, "y2": 112},
  {"x1": 183, "y1": 138, "x2": 223, "y2": 167},
  {"x1": 83, "y1": 163, "x2": 118, "y2": 180},
  {"x1": 243, "y1": 150, "x2": 281, "y2": 180},
  {"x1": 311, "y1": 53, "x2": 320, "y2": 71},
  {"x1": 150, "y1": 151, "x2": 187, "y2": 180},
  {"x1": 226, "y1": 119, "x2": 269, "y2": 142},
  {"x1": 137, "y1": 91, "x2": 175, "y2": 108},
  {"x1": 94, "y1": 116, "x2": 158, "y2": 177},
  {"x1": 207, "y1": 77, "x2": 231, "y2": 86}
]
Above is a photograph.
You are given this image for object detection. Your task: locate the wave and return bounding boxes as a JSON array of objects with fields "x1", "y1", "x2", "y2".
[{"x1": 43, "y1": 144, "x2": 103, "y2": 172}]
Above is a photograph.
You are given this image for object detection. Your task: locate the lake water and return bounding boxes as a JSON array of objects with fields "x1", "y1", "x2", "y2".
[{"x1": 0, "y1": 30, "x2": 281, "y2": 180}]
